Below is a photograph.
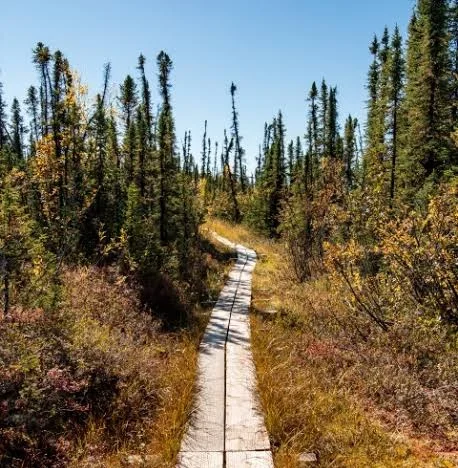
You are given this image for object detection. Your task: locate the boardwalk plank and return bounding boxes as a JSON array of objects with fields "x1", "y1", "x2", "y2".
[
  {"x1": 225, "y1": 331, "x2": 270, "y2": 451},
  {"x1": 226, "y1": 451, "x2": 274, "y2": 468},
  {"x1": 226, "y1": 247, "x2": 270, "y2": 452},
  {"x1": 177, "y1": 451, "x2": 223, "y2": 468},
  {"x1": 179, "y1": 235, "x2": 271, "y2": 466}
]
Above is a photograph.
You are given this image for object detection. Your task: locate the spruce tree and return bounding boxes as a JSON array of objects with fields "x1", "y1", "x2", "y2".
[
  {"x1": 32, "y1": 42, "x2": 51, "y2": 136},
  {"x1": 451, "y1": 0, "x2": 458, "y2": 125},
  {"x1": 107, "y1": 111, "x2": 124, "y2": 235},
  {"x1": 137, "y1": 54, "x2": 153, "y2": 146},
  {"x1": 343, "y1": 115, "x2": 358, "y2": 188},
  {"x1": 10, "y1": 99, "x2": 24, "y2": 161},
  {"x1": 0, "y1": 83, "x2": 7, "y2": 153},
  {"x1": 0, "y1": 82, "x2": 7, "y2": 151},
  {"x1": 0, "y1": 170, "x2": 55, "y2": 315},
  {"x1": 206, "y1": 137, "x2": 211, "y2": 177},
  {"x1": 308, "y1": 82, "x2": 319, "y2": 181},
  {"x1": 319, "y1": 80, "x2": 329, "y2": 155},
  {"x1": 269, "y1": 111, "x2": 286, "y2": 236},
  {"x1": 367, "y1": 35, "x2": 380, "y2": 152},
  {"x1": 50, "y1": 50, "x2": 72, "y2": 213},
  {"x1": 135, "y1": 107, "x2": 148, "y2": 198},
  {"x1": 388, "y1": 26, "x2": 405, "y2": 201},
  {"x1": 24, "y1": 86, "x2": 40, "y2": 149},
  {"x1": 295, "y1": 136, "x2": 303, "y2": 166},
  {"x1": 364, "y1": 30, "x2": 393, "y2": 196},
  {"x1": 401, "y1": 0, "x2": 452, "y2": 197},
  {"x1": 230, "y1": 82, "x2": 245, "y2": 191},
  {"x1": 305, "y1": 121, "x2": 313, "y2": 193},
  {"x1": 119, "y1": 75, "x2": 138, "y2": 184},
  {"x1": 326, "y1": 87, "x2": 339, "y2": 158},
  {"x1": 376, "y1": 28, "x2": 391, "y2": 152},
  {"x1": 222, "y1": 129, "x2": 240, "y2": 222},
  {"x1": 156, "y1": 51, "x2": 180, "y2": 245},
  {"x1": 287, "y1": 139, "x2": 294, "y2": 185},
  {"x1": 201, "y1": 120, "x2": 208, "y2": 177},
  {"x1": 83, "y1": 92, "x2": 109, "y2": 254}
]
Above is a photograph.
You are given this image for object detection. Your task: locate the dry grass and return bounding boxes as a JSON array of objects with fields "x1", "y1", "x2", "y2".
[
  {"x1": 0, "y1": 232, "x2": 232, "y2": 468},
  {"x1": 70, "y1": 324, "x2": 199, "y2": 468},
  {"x1": 70, "y1": 234, "x2": 233, "y2": 468},
  {"x1": 206, "y1": 218, "x2": 456, "y2": 468}
]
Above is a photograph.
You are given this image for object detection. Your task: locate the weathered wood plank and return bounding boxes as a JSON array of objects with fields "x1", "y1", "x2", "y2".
[
  {"x1": 226, "y1": 451, "x2": 274, "y2": 468},
  {"x1": 226, "y1": 247, "x2": 270, "y2": 452},
  {"x1": 177, "y1": 451, "x2": 223, "y2": 468},
  {"x1": 225, "y1": 335, "x2": 271, "y2": 451},
  {"x1": 180, "y1": 348, "x2": 225, "y2": 452},
  {"x1": 179, "y1": 235, "x2": 272, "y2": 466},
  {"x1": 180, "y1": 272, "x2": 237, "y2": 452}
]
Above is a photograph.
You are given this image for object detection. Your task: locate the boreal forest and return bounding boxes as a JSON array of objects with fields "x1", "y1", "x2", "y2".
[{"x1": 0, "y1": 0, "x2": 457, "y2": 467}]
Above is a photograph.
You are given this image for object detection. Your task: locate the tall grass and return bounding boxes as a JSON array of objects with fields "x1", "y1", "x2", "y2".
[
  {"x1": 207, "y1": 218, "x2": 456, "y2": 468},
  {"x1": 0, "y1": 232, "x2": 232, "y2": 467}
]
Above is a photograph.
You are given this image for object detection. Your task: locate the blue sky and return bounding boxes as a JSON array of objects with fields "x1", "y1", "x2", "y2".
[{"x1": 1, "y1": 0, "x2": 414, "y2": 172}]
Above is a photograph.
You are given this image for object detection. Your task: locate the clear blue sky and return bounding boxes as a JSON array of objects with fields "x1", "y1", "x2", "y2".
[{"x1": 1, "y1": 0, "x2": 414, "y2": 172}]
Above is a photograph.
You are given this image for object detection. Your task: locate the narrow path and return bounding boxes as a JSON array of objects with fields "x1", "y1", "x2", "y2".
[{"x1": 177, "y1": 234, "x2": 273, "y2": 468}]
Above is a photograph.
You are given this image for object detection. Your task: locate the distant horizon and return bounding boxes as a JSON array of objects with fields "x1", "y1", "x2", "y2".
[{"x1": 1, "y1": 0, "x2": 414, "y2": 172}]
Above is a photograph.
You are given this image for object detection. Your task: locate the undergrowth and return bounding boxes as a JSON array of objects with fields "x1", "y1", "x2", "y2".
[
  {"x1": 207, "y1": 218, "x2": 457, "y2": 468},
  {"x1": 0, "y1": 232, "x2": 232, "y2": 467}
]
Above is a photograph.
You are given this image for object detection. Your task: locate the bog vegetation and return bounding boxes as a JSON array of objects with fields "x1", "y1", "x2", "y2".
[{"x1": 0, "y1": 0, "x2": 457, "y2": 466}]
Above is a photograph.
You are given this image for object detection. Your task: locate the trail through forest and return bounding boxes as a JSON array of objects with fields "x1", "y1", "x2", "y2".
[{"x1": 177, "y1": 234, "x2": 273, "y2": 468}]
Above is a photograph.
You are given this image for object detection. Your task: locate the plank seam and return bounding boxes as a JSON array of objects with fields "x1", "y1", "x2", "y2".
[
  {"x1": 223, "y1": 247, "x2": 249, "y2": 467},
  {"x1": 178, "y1": 237, "x2": 273, "y2": 467}
]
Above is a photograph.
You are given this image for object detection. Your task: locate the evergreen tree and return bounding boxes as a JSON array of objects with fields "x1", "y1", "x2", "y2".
[
  {"x1": 376, "y1": 28, "x2": 391, "y2": 153},
  {"x1": 327, "y1": 87, "x2": 339, "y2": 158},
  {"x1": 10, "y1": 99, "x2": 24, "y2": 161},
  {"x1": 32, "y1": 42, "x2": 51, "y2": 137},
  {"x1": 24, "y1": 86, "x2": 40, "y2": 150},
  {"x1": 388, "y1": 25, "x2": 405, "y2": 201},
  {"x1": 83, "y1": 92, "x2": 109, "y2": 254},
  {"x1": 230, "y1": 82, "x2": 245, "y2": 191},
  {"x1": 287, "y1": 139, "x2": 294, "y2": 185},
  {"x1": 305, "y1": 121, "x2": 313, "y2": 192},
  {"x1": 269, "y1": 111, "x2": 286, "y2": 236},
  {"x1": 119, "y1": 75, "x2": 138, "y2": 184},
  {"x1": 0, "y1": 83, "x2": 7, "y2": 153},
  {"x1": 401, "y1": 0, "x2": 453, "y2": 197},
  {"x1": 366, "y1": 35, "x2": 380, "y2": 152},
  {"x1": 295, "y1": 136, "x2": 303, "y2": 167},
  {"x1": 0, "y1": 169, "x2": 55, "y2": 316},
  {"x1": 223, "y1": 129, "x2": 240, "y2": 222},
  {"x1": 50, "y1": 50, "x2": 71, "y2": 213},
  {"x1": 343, "y1": 115, "x2": 358, "y2": 188},
  {"x1": 201, "y1": 120, "x2": 208, "y2": 177},
  {"x1": 308, "y1": 82, "x2": 319, "y2": 181},
  {"x1": 137, "y1": 54, "x2": 154, "y2": 146},
  {"x1": 206, "y1": 137, "x2": 211, "y2": 177},
  {"x1": 156, "y1": 51, "x2": 180, "y2": 245},
  {"x1": 363, "y1": 29, "x2": 396, "y2": 198},
  {"x1": 134, "y1": 108, "x2": 148, "y2": 199},
  {"x1": 451, "y1": 0, "x2": 458, "y2": 125},
  {"x1": 213, "y1": 141, "x2": 219, "y2": 180},
  {"x1": 183, "y1": 130, "x2": 194, "y2": 175},
  {"x1": 319, "y1": 79, "x2": 329, "y2": 155},
  {"x1": 107, "y1": 111, "x2": 124, "y2": 235},
  {"x1": 121, "y1": 182, "x2": 158, "y2": 274}
]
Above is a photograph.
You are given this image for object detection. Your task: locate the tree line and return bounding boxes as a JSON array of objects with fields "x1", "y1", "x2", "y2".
[
  {"x1": 0, "y1": 0, "x2": 457, "y2": 328},
  {"x1": 205, "y1": 0, "x2": 458, "y2": 328},
  {"x1": 0, "y1": 48, "x2": 203, "y2": 322}
]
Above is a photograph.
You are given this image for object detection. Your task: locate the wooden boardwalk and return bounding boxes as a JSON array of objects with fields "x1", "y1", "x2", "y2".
[{"x1": 177, "y1": 234, "x2": 273, "y2": 468}]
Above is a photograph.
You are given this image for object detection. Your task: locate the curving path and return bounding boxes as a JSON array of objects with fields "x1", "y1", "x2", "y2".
[{"x1": 177, "y1": 234, "x2": 273, "y2": 468}]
